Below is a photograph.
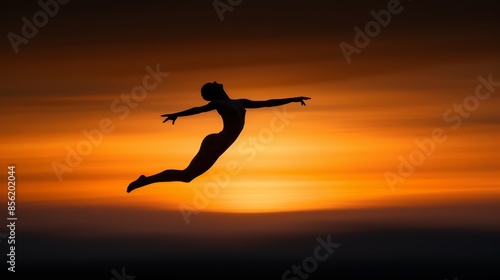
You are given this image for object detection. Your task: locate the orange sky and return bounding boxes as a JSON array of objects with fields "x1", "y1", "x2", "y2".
[
  {"x1": 1, "y1": 1, "x2": 499, "y2": 223},
  {"x1": 4, "y1": 3, "x2": 500, "y2": 279},
  {"x1": 2, "y1": 37, "x2": 499, "y2": 216}
]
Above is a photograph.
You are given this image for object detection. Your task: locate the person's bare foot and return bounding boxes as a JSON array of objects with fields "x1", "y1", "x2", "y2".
[{"x1": 127, "y1": 175, "x2": 146, "y2": 193}]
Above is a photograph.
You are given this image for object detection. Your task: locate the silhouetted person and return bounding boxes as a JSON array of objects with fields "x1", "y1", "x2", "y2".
[{"x1": 127, "y1": 82, "x2": 310, "y2": 193}]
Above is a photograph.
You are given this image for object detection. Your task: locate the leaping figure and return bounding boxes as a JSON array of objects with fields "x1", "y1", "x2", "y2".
[{"x1": 127, "y1": 82, "x2": 310, "y2": 193}]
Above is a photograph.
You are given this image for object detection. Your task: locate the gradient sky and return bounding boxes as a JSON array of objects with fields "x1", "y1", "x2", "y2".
[{"x1": 1, "y1": 0, "x2": 499, "y2": 222}]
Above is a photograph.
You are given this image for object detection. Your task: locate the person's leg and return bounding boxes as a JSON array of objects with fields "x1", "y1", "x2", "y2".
[
  {"x1": 127, "y1": 134, "x2": 225, "y2": 193},
  {"x1": 126, "y1": 169, "x2": 187, "y2": 193}
]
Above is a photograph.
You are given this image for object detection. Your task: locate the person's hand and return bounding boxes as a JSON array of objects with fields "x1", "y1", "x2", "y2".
[
  {"x1": 296, "y1": 96, "x2": 311, "y2": 106},
  {"x1": 161, "y1": 113, "x2": 178, "y2": 124}
]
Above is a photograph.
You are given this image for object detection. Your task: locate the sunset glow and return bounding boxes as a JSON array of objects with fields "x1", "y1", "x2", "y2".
[
  {"x1": 3, "y1": 48, "x2": 499, "y2": 214},
  {"x1": 3, "y1": 1, "x2": 500, "y2": 278}
]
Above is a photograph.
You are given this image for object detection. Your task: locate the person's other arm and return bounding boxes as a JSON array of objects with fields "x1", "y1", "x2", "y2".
[
  {"x1": 161, "y1": 102, "x2": 216, "y2": 124},
  {"x1": 238, "y1": 97, "x2": 310, "y2": 108}
]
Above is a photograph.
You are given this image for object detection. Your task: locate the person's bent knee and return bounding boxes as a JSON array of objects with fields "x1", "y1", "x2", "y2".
[
  {"x1": 181, "y1": 172, "x2": 197, "y2": 183},
  {"x1": 182, "y1": 177, "x2": 193, "y2": 183}
]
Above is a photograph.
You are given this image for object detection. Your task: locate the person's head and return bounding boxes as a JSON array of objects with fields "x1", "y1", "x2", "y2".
[{"x1": 201, "y1": 81, "x2": 228, "y2": 101}]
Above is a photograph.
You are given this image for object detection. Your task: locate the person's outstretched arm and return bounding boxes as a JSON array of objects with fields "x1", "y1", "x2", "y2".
[
  {"x1": 161, "y1": 103, "x2": 216, "y2": 124},
  {"x1": 238, "y1": 97, "x2": 310, "y2": 109}
]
